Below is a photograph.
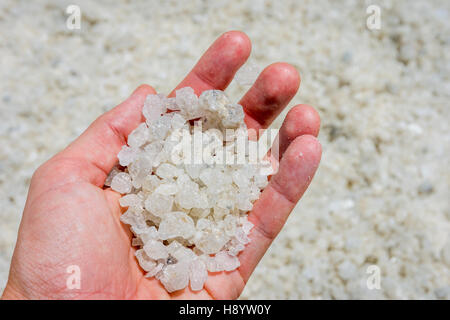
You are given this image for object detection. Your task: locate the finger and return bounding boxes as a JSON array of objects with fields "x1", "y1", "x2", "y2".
[
  {"x1": 57, "y1": 84, "x2": 156, "y2": 186},
  {"x1": 170, "y1": 31, "x2": 251, "y2": 96},
  {"x1": 271, "y1": 104, "x2": 320, "y2": 161},
  {"x1": 240, "y1": 62, "x2": 300, "y2": 131},
  {"x1": 238, "y1": 135, "x2": 322, "y2": 281}
]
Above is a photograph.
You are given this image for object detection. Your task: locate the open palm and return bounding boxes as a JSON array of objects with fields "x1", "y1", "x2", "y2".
[{"x1": 2, "y1": 31, "x2": 321, "y2": 300}]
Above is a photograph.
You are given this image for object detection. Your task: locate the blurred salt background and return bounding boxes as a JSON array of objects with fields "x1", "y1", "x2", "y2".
[{"x1": 0, "y1": 0, "x2": 449, "y2": 299}]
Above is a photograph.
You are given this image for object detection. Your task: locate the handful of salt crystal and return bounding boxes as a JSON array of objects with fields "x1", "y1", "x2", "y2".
[{"x1": 106, "y1": 87, "x2": 270, "y2": 292}]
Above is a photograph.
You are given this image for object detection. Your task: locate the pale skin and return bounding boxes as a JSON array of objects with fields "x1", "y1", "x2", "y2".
[{"x1": 1, "y1": 31, "x2": 321, "y2": 300}]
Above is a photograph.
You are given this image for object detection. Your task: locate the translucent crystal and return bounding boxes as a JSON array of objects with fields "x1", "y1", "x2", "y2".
[
  {"x1": 176, "y1": 87, "x2": 201, "y2": 119},
  {"x1": 232, "y1": 169, "x2": 250, "y2": 188},
  {"x1": 141, "y1": 174, "x2": 161, "y2": 192},
  {"x1": 170, "y1": 113, "x2": 186, "y2": 129},
  {"x1": 154, "y1": 182, "x2": 178, "y2": 195},
  {"x1": 151, "y1": 114, "x2": 172, "y2": 140},
  {"x1": 164, "y1": 97, "x2": 178, "y2": 111},
  {"x1": 139, "y1": 226, "x2": 159, "y2": 243},
  {"x1": 111, "y1": 172, "x2": 132, "y2": 194},
  {"x1": 117, "y1": 145, "x2": 138, "y2": 166},
  {"x1": 171, "y1": 244, "x2": 196, "y2": 262},
  {"x1": 143, "y1": 141, "x2": 164, "y2": 167},
  {"x1": 119, "y1": 194, "x2": 142, "y2": 210},
  {"x1": 144, "y1": 239, "x2": 169, "y2": 260},
  {"x1": 227, "y1": 239, "x2": 245, "y2": 256},
  {"x1": 189, "y1": 259, "x2": 208, "y2": 291},
  {"x1": 158, "y1": 211, "x2": 196, "y2": 240},
  {"x1": 105, "y1": 166, "x2": 121, "y2": 186},
  {"x1": 135, "y1": 249, "x2": 157, "y2": 272},
  {"x1": 214, "y1": 250, "x2": 240, "y2": 271},
  {"x1": 236, "y1": 192, "x2": 253, "y2": 211},
  {"x1": 199, "y1": 90, "x2": 229, "y2": 115},
  {"x1": 235, "y1": 227, "x2": 250, "y2": 245},
  {"x1": 120, "y1": 209, "x2": 147, "y2": 235},
  {"x1": 194, "y1": 230, "x2": 229, "y2": 254},
  {"x1": 156, "y1": 163, "x2": 180, "y2": 180},
  {"x1": 144, "y1": 193, "x2": 173, "y2": 217},
  {"x1": 145, "y1": 263, "x2": 164, "y2": 278},
  {"x1": 241, "y1": 218, "x2": 254, "y2": 234},
  {"x1": 128, "y1": 155, "x2": 152, "y2": 189},
  {"x1": 127, "y1": 122, "x2": 149, "y2": 148},
  {"x1": 167, "y1": 240, "x2": 182, "y2": 255},
  {"x1": 158, "y1": 261, "x2": 190, "y2": 293},
  {"x1": 143, "y1": 94, "x2": 166, "y2": 124},
  {"x1": 175, "y1": 182, "x2": 201, "y2": 210},
  {"x1": 222, "y1": 103, "x2": 245, "y2": 129}
]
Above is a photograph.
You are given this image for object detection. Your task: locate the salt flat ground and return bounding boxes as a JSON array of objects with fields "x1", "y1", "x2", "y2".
[{"x1": 0, "y1": 0, "x2": 448, "y2": 299}]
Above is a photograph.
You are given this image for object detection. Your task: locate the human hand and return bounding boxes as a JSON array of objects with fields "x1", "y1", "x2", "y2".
[{"x1": 1, "y1": 31, "x2": 321, "y2": 300}]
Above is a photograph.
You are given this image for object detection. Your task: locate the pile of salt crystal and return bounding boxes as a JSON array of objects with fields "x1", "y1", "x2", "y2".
[{"x1": 106, "y1": 87, "x2": 270, "y2": 292}]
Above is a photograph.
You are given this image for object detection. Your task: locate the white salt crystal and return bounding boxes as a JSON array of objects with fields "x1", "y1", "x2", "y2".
[
  {"x1": 145, "y1": 263, "x2": 164, "y2": 278},
  {"x1": 151, "y1": 114, "x2": 172, "y2": 140},
  {"x1": 120, "y1": 209, "x2": 148, "y2": 234},
  {"x1": 127, "y1": 122, "x2": 149, "y2": 148},
  {"x1": 156, "y1": 163, "x2": 180, "y2": 180},
  {"x1": 196, "y1": 218, "x2": 213, "y2": 231},
  {"x1": 236, "y1": 193, "x2": 253, "y2": 211},
  {"x1": 189, "y1": 259, "x2": 208, "y2": 291},
  {"x1": 154, "y1": 182, "x2": 178, "y2": 195},
  {"x1": 127, "y1": 156, "x2": 152, "y2": 189},
  {"x1": 200, "y1": 255, "x2": 219, "y2": 273},
  {"x1": 158, "y1": 211, "x2": 196, "y2": 240},
  {"x1": 143, "y1": 94, "x2": 166, "y2": 124},
  {"x1": 222, "y1": 103, "x2": 245, "y2": 129},
  {"x1": 170, "y1": 113, "x2": 186, "y2": 129},
  {"x1": 232, "y1": 169, "x2": 249, "y2": 188},
  {"x1": 117, "y1": 145, "x2": 138, "y2": 166},
  {"x1": 198, "y1": 90, "x2": 230, "y2": 118},
  {"x1": 215, "y1": 251, "x2": 240, "y2": 271},
  {"x1": 143, "y1": 141, "x2": 164, "y2": 166},
  {"x1": 141, "y1": 174, "x2": 161, "y2": 192},
  {"x1": 184, "y1": 164, "x2": 202, "y2": 179},
  {"x1": 111, "y1": 172, "x2": 132, "y2": 194},
  {"x1": 158, "y1": 261, "x2": 190, "y2": 293},
  {"x1": 241, "y1": 219, "x2": 254, "y2": 234},
  {"x1": 119, "y1": 194, "x2": 142, "y2": 209},
  {"x1": 227, "y1": 239, "x2": 245, "y2": 256},
  {"x1": 139, "y1": 226, "x2": 159, "y2": 243},
  {"x1": 144, "y1": 239, "x2": 169, "y2": 260},
  {"x1": 167, "y1": 240, "x2": 182, "y2": 255},
  {"x1": 105, "y1": 166, "x2": 121, "y2": 186},
  {"x1": 171, "y1": 245, "x2": 196, "y2": 262},
  {"x1": 176, "y1": 87, "x2": 200, "y2": 119},
  {"x1": 135, "y1": 249, "x2": 157, "y2": 272},
  {"x1": 235, "y1": 228, "x2": 250, "y2": 245},
  {"x1": 144, "y1": 193, "x2": 173, "y2": 217},
  {"x1": 164, "y1": 97, "x2": 178, "y2": 111},
  {"x1": 194, "y1": 231, "x2": 229, "y2": 254}
]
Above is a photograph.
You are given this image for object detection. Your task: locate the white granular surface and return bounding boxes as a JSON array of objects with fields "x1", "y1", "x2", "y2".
[{"x1": 0, "y1": 0, "x2": 449, "y2": 299}]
